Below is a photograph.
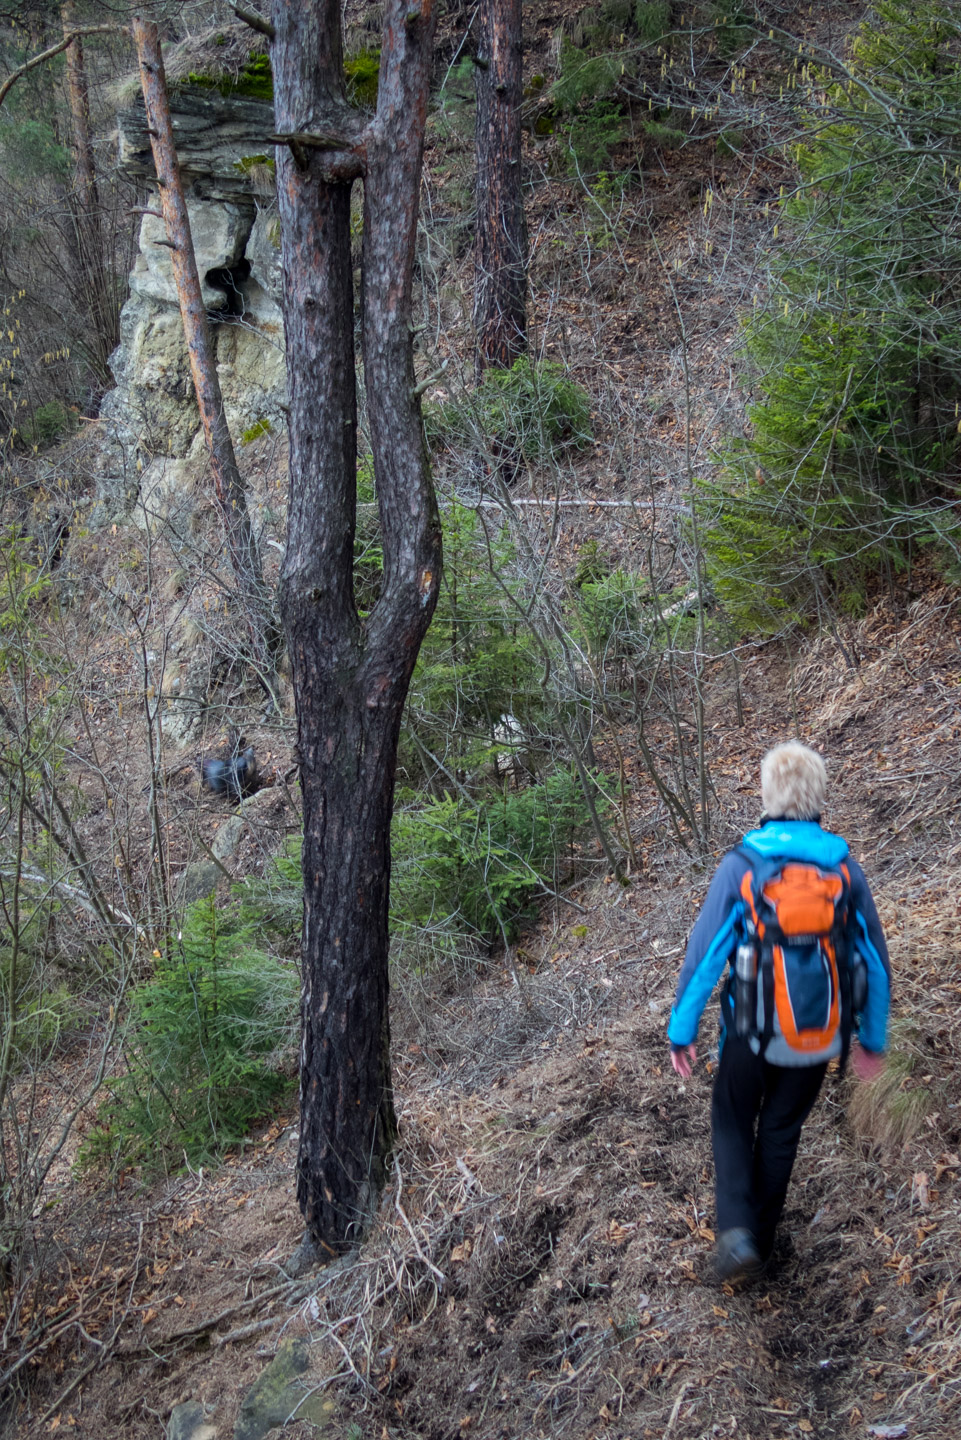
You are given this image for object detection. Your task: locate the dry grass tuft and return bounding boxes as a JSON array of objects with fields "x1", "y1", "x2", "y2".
[
  {"x1": 163, "y1": 24, "x2": 267, "y2": 90},
  {"x1": 112, "y1": 23, "x2": 268, "y2": 106},
  {"x1": 848, "y1": 1022, "x2": 935, "y2": 1151}
]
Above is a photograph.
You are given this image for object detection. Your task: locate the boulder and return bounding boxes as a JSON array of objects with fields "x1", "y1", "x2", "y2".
[
  {"x1": 101, "y1": 302, "x2": 198, "y2": 458},
  {"x1": 130, "y1": 202, "x2": 254, "y2": 312},
  {"x1": 212, "y1": 815, "x2": 247, "y2": 860},
  {"x1": 233, "y1": 1338, "x2": 337, "y2": 1440},
  {"x1": 167, "y1": 1400, "x2": 218, "y2": 1440},
  {"x1": 117, "y1": 90, "x2": 275, "y2": 203},
  {"x1": 100, "y1": 90, "x2": 288, "y2": 505},
  {"x1": 132, "y1": 455, "x2": 200, "y2": 535},
  {"x1": 178, "y1": 860, "x2": 223, "y2": 905}
]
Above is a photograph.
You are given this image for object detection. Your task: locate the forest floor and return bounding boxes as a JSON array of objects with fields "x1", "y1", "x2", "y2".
[
  {"x1": 10, "y1": 575, "x2": 961, "y2": 1440},
  {"x1": 6, "y1": 1, "x2": 961, "y2": 1436}
]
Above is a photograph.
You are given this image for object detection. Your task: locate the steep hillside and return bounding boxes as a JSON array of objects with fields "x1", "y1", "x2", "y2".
[
  {"x1": 2, "y1": 1, "x2": 961, "y2": 1438},
  {"x1": 13, "y1": 582, "x2": 960, "y2": 1440}
]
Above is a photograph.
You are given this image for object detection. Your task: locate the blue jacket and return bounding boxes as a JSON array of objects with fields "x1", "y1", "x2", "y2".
[{"x1": 667, "y1": 820, "x2": 890, "y2": 1060}]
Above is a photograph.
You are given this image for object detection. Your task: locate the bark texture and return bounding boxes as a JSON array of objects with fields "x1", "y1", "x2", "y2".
[
  {"x1": 133, "y1": 20, "x2": 273, "y2": 682},
  {"x1": 62, "y1": 4, "x2": 97, "y2": 205},
  {"x1": 61, "y1": 3, "x2": 118, "y2": 386},
  {"x1": 272, "y1": 0, "x2": 441, "y2": 1250},
  {"x1": 474, "y1": 0, "x2": 527, "y2": 377}
]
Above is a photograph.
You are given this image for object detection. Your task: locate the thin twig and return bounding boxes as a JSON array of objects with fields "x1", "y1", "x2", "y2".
[
  {"x1": 39, "y1": 1350, "x2": 107, "y2": 1427},
  {"x1": 392, "y1": 1155, "x2": 447, "y2": 1287}
]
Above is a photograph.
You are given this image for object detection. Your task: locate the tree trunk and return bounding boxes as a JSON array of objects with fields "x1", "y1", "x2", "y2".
[
  {"x1": 474, "y1": 0, "x2": 527, "y2": 378},
  {"x1": 132, "y1": 19, "x2": 274, "y2": 687},
  {"x1": 61, "y1": 3, "x2": 97, "y2": 207},
  {"x1": 271, "y1": 0, "x2": 440, "y2": 1252},
  {"x1": 61, "y1": 2, "x2": 119, "y2": 388}
]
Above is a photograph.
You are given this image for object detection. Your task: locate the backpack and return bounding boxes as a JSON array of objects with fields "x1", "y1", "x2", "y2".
[{"x1": 730, "y1": 847, "x2": 867, "y2": 1066}]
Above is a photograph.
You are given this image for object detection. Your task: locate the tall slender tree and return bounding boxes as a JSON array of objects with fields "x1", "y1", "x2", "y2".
[
  {"x1": 61, "y1": 0, "x2": 119, "y2": 384},
  {"x1": 270, "y1": 0, "x2": 441, "y2": 1256},
  {"x1": 3, "y1": 0, "x2": 440, "y2": 1255},
  {"x1": 0, "y1": 8, "x2": 125, "y2": 395},
  {"x1": 474, "y1": 0, "x2": 526, "y2": 377},
  {"x1": 133, "y1": 18, "x2": 274, "y2": 688}
]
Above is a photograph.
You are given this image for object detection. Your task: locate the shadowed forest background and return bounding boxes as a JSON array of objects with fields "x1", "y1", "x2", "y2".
[{"x1": 0, "y1": 0, "x2": 960, "y2": 1437}]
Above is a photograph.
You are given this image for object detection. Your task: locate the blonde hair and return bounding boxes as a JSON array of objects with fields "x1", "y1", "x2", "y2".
[{"x1": 761, "y1": 742, "x2": 827, "y2": 821}]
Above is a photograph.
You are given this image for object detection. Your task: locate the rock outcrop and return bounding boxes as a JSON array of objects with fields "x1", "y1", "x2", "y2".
[{"x1": 98, "y1": 90, "x2": 287, "y2": 519}]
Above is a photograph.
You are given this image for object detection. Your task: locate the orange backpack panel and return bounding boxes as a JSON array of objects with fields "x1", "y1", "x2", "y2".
[
  {"x1": 762, "y1": 865, "x2": 843, "y2": 938},
  {"x1": 739, "y1": 857, "x2": 851, "y2": 1056}
]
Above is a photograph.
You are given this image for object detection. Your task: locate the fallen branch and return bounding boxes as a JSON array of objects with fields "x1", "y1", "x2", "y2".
[
  {"x1": 212, "y1": 1315, "x2": 280, "y2": 1346},
  {"x1": 116, "y1": 1277, "x2": 310, "y2": 1358},
  {"x1": 232, "y1": 3, "x2": 276, "y2": 39},
  {"x1": 0, "y1": 865, "x2": 144, "y2": 937}
]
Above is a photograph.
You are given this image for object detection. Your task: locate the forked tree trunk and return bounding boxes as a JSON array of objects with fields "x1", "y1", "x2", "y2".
[
  {"x1": 271, "y1": 0, "x2": 440, "y2": 1252},
  {"x1": 474, "y1": 0, "x2": 527, "y2": 377},
  {"x1": 133, "y1": 19, "x2": 273, "y2": 685}
]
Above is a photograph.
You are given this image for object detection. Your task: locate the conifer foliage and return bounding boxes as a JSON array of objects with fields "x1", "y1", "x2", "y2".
[
  {"x1": 701, "y1": 1, "x2": 961, "y2": 628},
  {"x1": 82, "y1": 895, "x2": 298, "y2": 1172}
]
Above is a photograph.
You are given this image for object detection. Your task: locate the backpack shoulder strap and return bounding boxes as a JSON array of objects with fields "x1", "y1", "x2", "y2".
[
  {"x1": 733, "y1": 846, "x2": 785, "y2": 904},
  {"x1": 732, "y1": 846, "x2": 778, "y2": 1051},
  {"x1": 835, "y1": 860, "x2": 857, "y2": 1073}
]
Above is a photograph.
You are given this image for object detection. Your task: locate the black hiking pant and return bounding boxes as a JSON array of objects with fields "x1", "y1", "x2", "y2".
[{"x1": 711, "y1": 1032, "x2": 828, "y2": 1260}]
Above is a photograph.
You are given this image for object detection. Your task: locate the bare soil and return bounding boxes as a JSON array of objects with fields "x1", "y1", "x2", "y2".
[{"x1": 6, "y1": 580, "x2": 960, "y2": 1440}]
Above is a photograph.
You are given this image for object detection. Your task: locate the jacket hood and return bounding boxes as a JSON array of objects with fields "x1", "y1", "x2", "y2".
[{"x1": 741, "y1": 819, "x2": 849, "y2": 867}]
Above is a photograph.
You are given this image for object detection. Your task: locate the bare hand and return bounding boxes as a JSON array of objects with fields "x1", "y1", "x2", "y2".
[
  {"x1": 670, "y1": 1044, "x2": 696, "y2": 1078},
  {"x1": 851, "y1": 1044, "x2": 885, "y2": 1082}
]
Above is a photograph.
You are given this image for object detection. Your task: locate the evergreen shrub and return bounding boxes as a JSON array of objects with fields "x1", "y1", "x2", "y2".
[
  {"x1": 392, "y1": 767, "x2": 601, "y2": 947},
  {"x1": 21, "y1": 401, "x2": 75, "y2": 450},
  {"x1": 405, "y1": 501, "x2": 545, "y2": 778},
  {"x1": 81, "y1": 895, "x2": 298, "y2": 1173},
  {"x1": 633, "y1": 1, "x2": 671, "y2": 39},
  {"x1": 565, "y1": 100, "x2": 629, "y2": 179},
  {"x1": 701, "y1": 0, "x2": 961, "y2": 631},
  {"x1": 435, "y1": 58, "x2": 475, "y2": 140},
  {"x1": 354, "y1": 456, "x2": 384, "y2": 615},
  {"x1": 0, "y1": 118, "x2": 71, "y2": 182},
  {"x1": 710, "y1": 3, "x2": 755, "y2": 56},
  {"x1": 345, "y1": 49, "x2": 380, "y2": 107},
  {"x1": 427, "y1": 358, "x2": 592, "y2": 461},
  {"x1": 550, "y1": 4, "x2": 686, "y2": 178},
  {"x1": 0, "y1": 941, "x2": 79, "y2": 1069},
  {"x1": 572, "y1": 569, "x2": 700, "y2": 687},
  {"x1": 573, "y1": 568, "x2": 651, "y2": 663},
  {"x1": 245, "y1": 768, "x2": 603, "y2": 966}
]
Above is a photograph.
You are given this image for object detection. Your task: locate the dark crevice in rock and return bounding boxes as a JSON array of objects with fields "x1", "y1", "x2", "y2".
[{"x1": 205, "y1": 258, "x2": 253, "y2": 321}]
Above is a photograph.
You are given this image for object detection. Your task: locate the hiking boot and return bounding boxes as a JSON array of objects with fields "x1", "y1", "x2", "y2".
[{"x1": 714, "y1": 1228, "x2": 762, "y2": 1286}]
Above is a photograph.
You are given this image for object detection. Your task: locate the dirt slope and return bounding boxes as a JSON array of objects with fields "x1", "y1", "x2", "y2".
[
  {"x1": 7, "y1": 2, "x2": 961, "y2": 1435},
  {"x1": 12, "y1": 581, "x2": 959, "y2": 1440}
]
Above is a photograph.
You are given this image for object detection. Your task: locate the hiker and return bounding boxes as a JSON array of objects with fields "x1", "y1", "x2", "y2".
[{"x1": 667, "y1": 742, "x2": 890, "y2": 1284}]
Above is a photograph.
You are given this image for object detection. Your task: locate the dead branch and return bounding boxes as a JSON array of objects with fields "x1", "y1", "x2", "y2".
[
  {"x1": 0, "y1": 26, "x2": 124, "y2": 108},
  {"x1": 116, "y1": 1277, "x2": 311, "y2": 1358},
  {"x1": 232, "y1": 3, "x2": 276, "y2": 40}
]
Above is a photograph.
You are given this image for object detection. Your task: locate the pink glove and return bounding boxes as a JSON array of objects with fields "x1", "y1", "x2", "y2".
[
  {"x1": 670, "y1": 1044, "x2": 697, "y2": 1078},
  {"x1": 851, "y1": 1044, "x2": 885, "y2": 1082}
]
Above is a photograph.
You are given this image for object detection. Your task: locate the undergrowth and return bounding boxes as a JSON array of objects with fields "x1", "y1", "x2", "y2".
[{"x1": 80, "y1": 895, "x2": 298, "y2": 1174}]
